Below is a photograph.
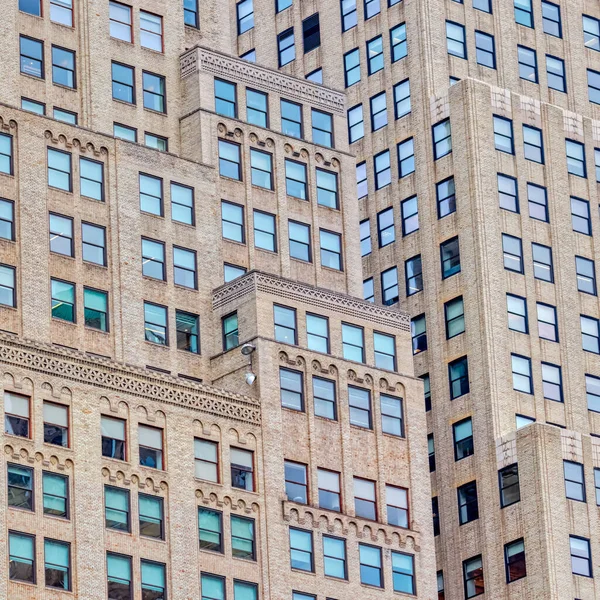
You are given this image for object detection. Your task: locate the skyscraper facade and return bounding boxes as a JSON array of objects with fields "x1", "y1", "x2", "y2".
[{"x1": 0, "y1": 1, "x2": 436, "y2": 599}]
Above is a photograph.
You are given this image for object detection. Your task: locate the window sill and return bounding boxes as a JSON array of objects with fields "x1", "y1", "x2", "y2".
[
  {"x1": 222, "y1": 237, "x2": 246, "y2": 247},
  {"x1": 139, "y1": 464, "x2": 166, "y2": 474},
  {"x1": 142, "y1": 275, "x2": 167, "y2": 284},
  {"x1": 50, "y1": 252, "x2": 75, "y2": 260},
  {"x1": 48, "y1": 185, "x2": 73, "y2": 195},
  {"x1": 174, "y1": 283, "x2": 198, "y2": 293},
  {"x1": 18, "y1": 10, "x2": 43, "y2": 19},
  {"x1": 141, "y1": 46, "x2": 165, "y2": 56},
  {"x1": 53, "y1": 83, "x2": 77, "y2": 93},
  {"x1": 51, "y1": 318, "x2": 77, "y2": 327},
  {"x1": 0, "y1": 304, "x2": 18, "y2": 312},
  {"x1": 143, "y1": 108, "x2": 168, "y2": 118},
  {"x1": 19, "y1": 72, "x2": 45, "y2": 83},
  {"x1": 219, "y1": 175, "x2": 243, "y2": 184},
  {"x1": 112, "y1": 98, "x2": 137, "y2": 109},
  {"x1": 349, "y1": 423, "x2": 374, "y2": 433},
  {"x1": 84, "y1": 326, "x2": 110, "y2": 336},
  {"x1": 50, "y1": 20, "x2": 75, "y2": 31},
  {"x1": 251, "y1": 184, "x2": 275, "y2": 193},
  {"x1": 82, "y1": 260, "x2": 108, "y2": 269},
  {"x1": 290, "y1": 257, "x2": 313, "y2": 265},
  {"x1": 43, "y1": 441, "x2": 72, "y2": 451},
  {"x1": 101, "y1": 455, "x2": 129, "y2": 465},
  {"x1": 7, "y1": 505, "x2": 34, "y2": 515},
  {"x1": 320, "y1": 265, "x2": 344, "y2": 274},
  {"x1": 144, "y1": 340, "x2": 170, "y2": 350}
]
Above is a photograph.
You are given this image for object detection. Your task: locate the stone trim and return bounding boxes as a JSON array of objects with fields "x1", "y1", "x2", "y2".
[
  {"x1": 0, "y1": 334, "x2": 260, "y2": 425},
  {"x1": 213, "y1": 271, "x2": 410, "y2": 331},
  {"x1": 181, "y1": 47, "x2": 346, "y2": 115}
]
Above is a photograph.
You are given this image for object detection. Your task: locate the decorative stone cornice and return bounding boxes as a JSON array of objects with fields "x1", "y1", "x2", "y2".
[
  {"x1": 181, "y1": 46, "x2": 346, "y2": 115},
  {"x1": 0, "y1": 333, "x2": 260, "y2": 425},
  {"x1": 213, "y1": 271, "x2": 410, "y2": 331}
]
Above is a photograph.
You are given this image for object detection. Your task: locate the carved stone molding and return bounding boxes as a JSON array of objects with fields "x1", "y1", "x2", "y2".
[
  {"x1": 195, "y1": 487, "x2": 260, "y2": 514},
  {"x1": 181, "y1": 47, "x2": 345, "y2": 115},
  {"x1": 0, "y1": 334, "x2": 260, "y2": 425},
  {"x1": 213, "y1": 271, "x2": 410, "y2": 331}
]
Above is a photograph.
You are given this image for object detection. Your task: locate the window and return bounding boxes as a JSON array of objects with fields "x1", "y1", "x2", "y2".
[
  {"x1": 531, "y1": 243, "x2": 553, "y2": 282},
  {"x1": 493, "y1": 117, "x2": 514, "y2": 154},
  {"x1": 112, "y1": 62, "x2": 134, "y2": 103},
  {"x1": 4, "y1": 392, "x2": 29, "y2": 437},
  {"x1": 589, "y1": 69, "x2": 600, "y2": 104},
  {"x1": 432, "y1": 496, "x2": 439, "y2": 534},
  {"x1": 114, "y1": 123, "x2": 137, "y2": 141},
  {"x1": 43, "y1": 401, "x2": 68, "y2": 446},
  {"x1": 51, "y1": 279, "x2": 75, "y2": 322},
  {"x1": 453, "y1": 418, "x2": 474, "y2": 462},
  {"x1": 306, "y1": 69, "x2": 323, "y2": 83},
  {"x1": 374, "y1": 150, "x2": 391, "y2": 189},
  {"x1": 84, "y1": 287, "x2": 108, "y2": 331},
  {"x1": 242, "y1": 50, "x2": 256, "y2": 61},
  {"x1": 537, "y1": 303, "x2": 558, "y2": 342},
  {"x1": 386, "y1": 485, "x2": 408, "y2": 528},
  {"x1": 570, "y1": 536, "x2": 592, "y2": 577},
  {"x1": 222, "y1": 201, "x2": 244, "y2": 243},
  {"x1": 22, "y1": 98, "x2": 45, "y2": 115},
  {"x1": 512, "y1": 354, "x2": 532, "y2": 394},
  {"x1": 382, "y1": 267, "x2": 399, "y2": 305},
  {"x1": 584, "y1": 15, "x2": 600, "y2": 51},
  {"x1": 139, "y1": 173, "x2": 163, "y2": 216},
  {"x1": 139, "y1": 494, "x2": 163, "y2": 539},
  {"x1": 281, "y1": 100, "x2": 302, "y2": 138},
  {"x1": 0, "y1": 135, "x2": 12, "y2": 176},
  {"x1": 564, "y1": 461, "x2": 586, "y2": 501},
  {"x1": 50, "y1": 0, "x2": 73, "y2": 23},
  {"x1": 52, "y1": 46, "x2": 75, "y2": 88},
  {"x1": 323, "y1": 536, "x2": 346, "y2": 580},
  {"x1": 397, "y1": 137, "x2": 415, "y2": 178},
  {"x1": 8, "y1": 464, "x2": 33, "y2": 510},
  {"x1": 507, "y1": 294, "x2": 528, "y2": 333},
  {"x1": 390, "y1": 24, "x2": 407, "y2": 62},
  {"x1": 576, "y1": 256, "x2": 596, "y2": 295},
  {"x1": 360, "y1": 220, "x2": 372, "y2": 256},
  {"x1": 367, "y1": 36, "x2": 384, "y2": 75},
  {"x1": 237, "y1": 0, "x2": 254, "y2": 34},
  {"x1": 542, "y1": 1, "x2": 561, "y2": 36},
  {"x1": 571, "y1": 197, "x2": 591, "y2": 235},
  {"x1": 184, "y1": 0, "x2": 198, "y2": 26},
  {"x1": 43, "y1": 472, "x2": 68, "y2": 518},
  {"x1": 370, "y1": 93, "x2": 387, "y2": 131},
  {"x1": 141, "y1": 561, "x2": 165, "y2": 599},
  {"x1": 278, "y1": 28, "x2": 295, "y2": 66},
  {"x1": 144, "y1": 302, "x2": 168, "y2": 345},
  {"x1": 365, "y1": 0, "x2": 381, "y2": 18},
  {"x1": 377, "y1": 208, "x2": 395, "y2": 247},
  {"x1": 364, "y1": 278, "x2": 374, "y2": 302},
  {"x1": 142, "y1": 71, "x2": 166, "y2": 113},
  {"x1": 436, "y1": 177, "x2": 456, "y2": 218},
  {"x1": 515, "y1": 0, "x2": 533, "y2": 27},
  {"x1": 546, "y1": 55, "x2": 566, "y2": 92},
  {"x1": 224, "y1": 264, "x2": 246, "y2": 282},
  {"x1": 349, "y1": 386, "x2": 372, "y2": 428},
  {"x1": 283, "y1": 161, "x2": 308, "y2": 202},
  {"x1": 433, "y1": 119, "x2": 452, "y2": 159},
  {"x1": 342, "y1": 0, "x2": 357, "y2": 31},
  {"x1": 475, "y1": 31, "x2": 496, "y2": 68},
  {"x1": 312, "y1": 110, "x2": 333, "y2": 147},
  {"x1": 0, "y1": 265, "x2": 15, "y2": 308},
  {"x1": 101, "y1": 415, "x2": 126, "y2": 460},
  {"x1": 463, "y1": 555, "x2": 484, "y2": 598},
  {"x1": 9, "y1": 532, "x2": 35, "y2": 583},
  {"x1": 107, "y1": 553, "x2": 132, "y2": 599},
  {"x1": 446, "y1": 21, "x2": 466, "y2": 58},
  {"x1": 392, "y1": 552, "x2": 415, "y2": 594},
  {"x1": 141, "y1": 238, "x2": 165, "y2": 280},
  {"x1": 422, "y1": 374, "x2": 431, "y2": 412},
  {"x1": 411, "y1": 314, "x2": 427, "y2": 354},
  {"x1": 354, "y1": 477, "x2": 377, "y2": 519},
  {"x1": 525, "y1": 183, "x2": 547, "y2": 221},
  {"x1": 173, "y1": 246, "x2": 197, "y2": 289},
  {"x1": 582, "y1": 315, "x2": 600, "y2": 353},
  {"x1": 381, "y1": 394, "x2": 403, "y2": 436},
  {"x1": 523, "y1": 125, "x2": 543, "y2": 162},
  {"x1": 458, "y1": 481, "x2": 479, "y2": 524},
  {"x1": 49, "y1": 214, "x2": 73, "y2": 257},
  {"x1": 313, "y1": 377, "x2": 336, "y2": 420},
  {"x1": 344, "y1": 49, "x2": 361, "y2": 87},
  {"x1": 502, "y1": 234, "x2": 523, "y2": 273},
  {"x1": 219, "y1": 140, "x2": 241, "y2": 180},
  {"x1": 289, "y1": 221, "x2": 311, "y2": 262},
  {"x1": 55, "y1": 109, "x2": 78, "y2": 124},
  {"x1": 374, "y1": 332, "x2": 396, "y2": 371},
  {"x1": 280, "y1": 368, "x2": 303, "y2": 411},
  {"x1": 246, "y1": 89, "x2": 268, "y2": 127},
  {"x1": 254, "y1": 210, "x2": 276, "y2": 252},
  {"x1": 401, "y1": 196, "x2": 418, "y2": 236},
  {"x1": 139, "y1": 425, "x2": 163, "y2": 470},
  {"x1": 499, "y1": 464, "x2": 520, "y2": 507},
  {"x1": 406, "y1": 255, "x2": 423, "y2": 295},
  {"x1": 318, "y1": 468, "x2": 341, "y2": 511},
  {"x1": 20, "y1": 36, "x2": 44, "y2": 79},
  {"x1": 19, "y1": 0, "x2": 41, "y2": 15},
  {"x1": 542, "y1": 362, "x2": 562, "y2": 402},
  {"x1": 320, "y1": 230, "x2": 342, "y2": 270},
  {"x1": 390, "y1": 81, "x2": 412, "y2": 124},
  {"x1": 195, "y1": 439, "x2": 219, "y2": 482},
  {"x1": 48, "y1": 148, "x2": 72, "y2": 192},
  {"x1": 233, "y1": 581, "x2": 258, "y2": 599},
  {"x1": 231, "y1": 447, "x2": 254, "y2": 491},
  {"x1": 277, "y1": 0, "x2": 292, "y2": 11},
  {"x1": 303, "y1": 14, "x2": 320, "y2": 53},
  {"x1": 316, "y1": 169, "x2": 338, "y2": 208},
  {"x1": 440, "y1": 237, "x2": 460, "y2": 278},
  {"x1": 214, "y1": 79, "x2": 236, "y2": 118},
  {"x1": 596, "y1": 469, "x2": 600, "y2": 505},
  {"x1": 167, "y1": 184, "x2": 195, "y2": 226},
  {"x1": 567, "y1": 140, "x2": 586, "y2": 177},
  {"x1": 306, "y1": 314, "x2": 329, "y2": 353},
  {"x1": 285, "y1": 461, "x2": 308, "y2": 504},
  {"x1": 445, "y1": 296, "x2": 465, "y2": 339},
  {"x1": 290, "y1": 528, "x2": 313, "y2": 571},
  {"x1": 250, "y1": 149, "x2": 273, "y2": 190},
  {"x1": 110, "y1": 2, "x2": 132, "y2": 40},
  {"x1": 140, "y1": 11, "x2": 162, "y2": 52},
  {"x1": 596, "y1": 148, "x2": 600, "y2": 181},
  {"x1": 199, "y1": 508, "x2": 223, "y2": 552},
  {"x1": 438, "y1": 571, "x2": 445, "y2": 599},
  {"x1": 231, "y1": 515, "x2": 255, "y2": 560},
  {"x1": 79, "y1": 158, "x2": 104, "y2": 201},
  {"x1": 359, "y1": 544, "x2": 383, "y2": 587},
  {"x1": 449, "y1": 356, "x2": 469, "y2": 399},
  {"x1": 222, "y1": 312, "x2": 239, "y2": 350},
  {"x1": 105, "y1": 486, "x2": 130, "y2": 531}
]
